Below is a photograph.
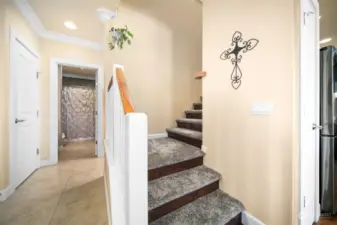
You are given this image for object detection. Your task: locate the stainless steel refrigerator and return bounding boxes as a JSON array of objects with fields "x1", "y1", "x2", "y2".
[{"x1": 320, "y1": 45, "x2": 337, "y2": 214}]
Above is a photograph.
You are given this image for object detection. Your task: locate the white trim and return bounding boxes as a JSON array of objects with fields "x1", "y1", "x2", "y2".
[
  {"x1": 201, "y1": 145, "x2": 208, "y2": 153},
  {"x1": 50, "y1": 58, "x2": 104, "y2": 164},
  {"x1": 299, "y1": 0, "x2": 320, "y2": 224},
  {"x1": 0, "y1": 185, "x2": 15, "y2": 202},
  {"x1": 40, "y1": 160, "x2": 57, "y2": 168},
  {"x1": 14, "y1": 0, "x2": 104, "y2": 51},
  {"x1": 313, "y1": 1, "x2": 320, "y2": 222},
  {"x1": 242, "y1": 211, "x2": 265, "y2": 225},
  {"x1": 9, "y1": 27, "x2": 40, "y2": 200},
  {"x1": 9, "y1": 27, "x2": 40, "y2": 59},
  {"x1": 148, "y1": 133, "x2": 168, "y2": 139}
]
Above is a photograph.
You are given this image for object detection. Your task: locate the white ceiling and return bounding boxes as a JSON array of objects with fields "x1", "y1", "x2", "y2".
[
  {"x1": 19, "y1": 0, "x2": 337, "y2": 49},
  {"x1": 320, "y1": 0, "x2": 337, "y2": 45},
  {"x1": 16, "y1": 0, "x2": 201, "y2": 49},
  {"x1": 26, "y1": 0, "x2": 119, "y2": 44}
]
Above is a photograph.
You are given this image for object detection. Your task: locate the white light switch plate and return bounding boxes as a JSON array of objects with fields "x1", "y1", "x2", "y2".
[{"x1": 251, "y1": 102, "x2": 274, "y2": 115}]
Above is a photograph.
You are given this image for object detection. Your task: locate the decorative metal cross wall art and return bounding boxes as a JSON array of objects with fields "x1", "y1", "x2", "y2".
[{"x1": 220, "y1": 31, "x2": 259, "y2": 90}]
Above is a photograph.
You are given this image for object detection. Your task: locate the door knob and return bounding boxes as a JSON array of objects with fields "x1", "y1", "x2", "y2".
[
  {"x1": 15, "y1": 118, "x2": 25, "y2": 124},
  {"x1": 312, "y1": 123, "x2": 323, "y2": 130}
]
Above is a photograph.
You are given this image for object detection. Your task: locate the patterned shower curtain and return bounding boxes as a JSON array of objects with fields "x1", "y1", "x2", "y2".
[{"x1": 61, "y1": 77, "x2": 96, "y2": 141}]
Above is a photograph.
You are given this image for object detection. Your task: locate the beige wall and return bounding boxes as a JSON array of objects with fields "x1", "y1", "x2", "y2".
[
  {"x1": 39, "y1": 39, "x2": 104, "y2": 160},
  {"x1": 0, "y1": 2, "x2": 40, "y2": 190},
  {"x1": 104, "y1": 0, "x2": 202, "y2": 134},
  {"x1": 202, "y1": 0, "x2": 297, "y2": 224},
  {"x1": 0, "y1": 2, "x2": 104, "y2": 188},
  {"x1": 0, "y1": 1, "x2": 7, "y2": 190}
]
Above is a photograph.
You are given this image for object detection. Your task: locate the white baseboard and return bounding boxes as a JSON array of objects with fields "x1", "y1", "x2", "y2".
[
  {"x1": 148, "y1": 133, "x2": 167, "y2": 139},
  {"x1": 40, "y1": 159, "x2": 57, "y2": 168},
  {"x1": 0, "y1": 185, "x2": 15, "y2": 202},
  {"x1": 201, "y1": 145, "x2": 208, "y2": 153},
  {"x1": 242, "y1": 211, "x2": 265, "y2": 225}
]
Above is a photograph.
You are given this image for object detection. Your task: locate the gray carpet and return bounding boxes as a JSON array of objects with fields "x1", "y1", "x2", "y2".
[
  {"x1": 185, "y1": 109, "x2": 202, "y2": 114},
  {"x1": 149, "y1": 101, "x2": 244, "y2": 224},
  {"x1": 150, "y1": 190, "x2": 244, "y2": 225},
  {"x1": 148, "y1": 166, "x2": 221, "y2": 210},
  {"x1": 176, "y1": 118, "x2": 202, "y2": 124},
  {"x1": 166, "y1": 128, "x2": 202, "y2": 140},
  {"x1": 148, "y1": 138, "x2": 204, "y2": 170}
]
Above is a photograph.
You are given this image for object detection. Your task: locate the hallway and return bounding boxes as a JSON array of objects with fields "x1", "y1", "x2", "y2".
[
  {"x1": 318, "y1": 217, "x2": 337, "y2": 225},
  {"x1": 0, "y1": 141, "x2": 107, "y2": 225}
]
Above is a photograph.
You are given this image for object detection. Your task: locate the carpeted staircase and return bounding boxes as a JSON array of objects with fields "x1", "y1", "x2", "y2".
[{"x1": 148, "y1": 99, "x2": 244, "y2": 225}]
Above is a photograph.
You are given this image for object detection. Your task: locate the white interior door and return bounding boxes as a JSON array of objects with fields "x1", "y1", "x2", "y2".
[
  {"x1": 300, "y1": 0, "x2": 319, "y2": 224},
  {"x1": 12, "y1": 40, "x2": 39, "y2": 188}
]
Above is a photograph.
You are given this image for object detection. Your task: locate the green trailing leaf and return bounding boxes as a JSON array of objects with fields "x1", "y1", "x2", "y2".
[
  {"x1": 126, "y1": 31, "x2": 134, "y2": 38},
  {"x1": 108, "y1": 25, "x2": 134, "y2": 50},
  {"x1": 108, "y1": 43, "x2": 115, "y2": 50}
]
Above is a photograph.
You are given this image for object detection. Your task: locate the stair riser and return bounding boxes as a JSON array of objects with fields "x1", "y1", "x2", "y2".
[
  {"x1": 185, "y1": 112, "x2": 202, "y2": 119},
  {"x1": 148, "y1": 157, "x2": 203, "y2": 181},
  {"x1": 176, "y1": 121, "x2": 202, "y2": 132},
  {"x1": 193, "y1": 104, "x2": 202, "y2": 110},
  {"x1": 149, "y1": 181, "x2": 219, "y2": 223},
  {"x1": 167, "y1": 132, "x2": 202, "y2": 148}
]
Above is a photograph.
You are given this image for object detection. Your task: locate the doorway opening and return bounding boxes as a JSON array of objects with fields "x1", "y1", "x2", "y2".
[
  {"x1": 49, "y1": 59, "x2": 104, "y2": 165},
  {"x1": 58, "y1": 66, "x2": 98, "y2": 161},
  {"x1": 317, "y1": 0, "x2": 337, "y2": 222}
]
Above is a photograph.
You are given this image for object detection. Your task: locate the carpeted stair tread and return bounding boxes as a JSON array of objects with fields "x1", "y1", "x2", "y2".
[
  {"x1": 166, "y1": 128, "x2": 202, "y2": 140},
  {"x1": 148, "y1": 165, "x2": 220, "y2": 210},
  {"x1": 150, "y1": 189, "x2": 244, "y2": 225},
  {"x1": 193, "y1": 103, "x2": 202, "y2": 110},
  {"x1": 185, "y1": 109, "x2": 202, "y2": 114},
  {"x1": 176, "y1": 118, "x2": 202, "y2": 124},
  {"x1": 185, "y1": 110, "x2": 202, "y2": 119},
  {"x1": 148, "y1": 138, "x2": 204, "y2": 170}
]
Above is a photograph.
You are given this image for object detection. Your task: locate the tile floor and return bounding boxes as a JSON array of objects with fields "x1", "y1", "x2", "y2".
[
  {"x1": 318, "y1": 217, "x2": 337, "y2": 225},
  {"x1": 0, "y1": 140, "x2": 108, "y2": 225}
]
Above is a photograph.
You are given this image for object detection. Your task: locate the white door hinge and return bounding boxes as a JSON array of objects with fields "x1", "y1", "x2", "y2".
[{"x1": 303, "y1": 11, "x2": 314, "y2": 25}]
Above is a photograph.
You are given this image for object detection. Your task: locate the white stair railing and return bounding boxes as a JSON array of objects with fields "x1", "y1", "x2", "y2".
[{"x1": 104, "y1": 64, "x2": 148, "y2": 225}]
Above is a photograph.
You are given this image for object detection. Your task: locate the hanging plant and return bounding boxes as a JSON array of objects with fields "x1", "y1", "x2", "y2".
[{"x1": 108, "y1": 26, "x2": 134, "y2": 50}]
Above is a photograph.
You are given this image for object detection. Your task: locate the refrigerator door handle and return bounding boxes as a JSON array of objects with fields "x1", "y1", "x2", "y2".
[{"x1": 312, "y1": 123, "x2": 323, "y2": 130}]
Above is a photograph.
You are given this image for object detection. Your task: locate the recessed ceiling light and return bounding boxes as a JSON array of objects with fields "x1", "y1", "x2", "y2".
[
  {"x1": 320, "y1": 38, "x2": 332, "y2": 44},
  {"x1": 64, "y1": 21, "x2": 77, "y2": 30}
]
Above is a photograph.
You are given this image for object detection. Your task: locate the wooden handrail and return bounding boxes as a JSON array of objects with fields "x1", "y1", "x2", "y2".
[
  {"x1": 195, "y1": 71, "x2": 207, "y2": 79},
  {"x1": 107, "y1": 76, "x2": 113, "y2": 91},
  {"x1": 116, "y1": 68, "x2": 134, "y2": 114}
]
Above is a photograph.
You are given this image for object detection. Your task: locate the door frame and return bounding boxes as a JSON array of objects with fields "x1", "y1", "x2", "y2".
[
  {"x1": 299, "y1": 0, "x2": 320, "y2": 223},
  {"x1": 50, "y1": 58, "x2": 104, "y2": 165},
  {"x1": 9, "y1": 27, "x2": 40, "y2": 195}
]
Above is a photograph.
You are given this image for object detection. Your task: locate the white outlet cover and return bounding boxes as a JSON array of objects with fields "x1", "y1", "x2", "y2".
[{"x1": 251, "y1": 102, "x2": 274, "y2": 115}]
